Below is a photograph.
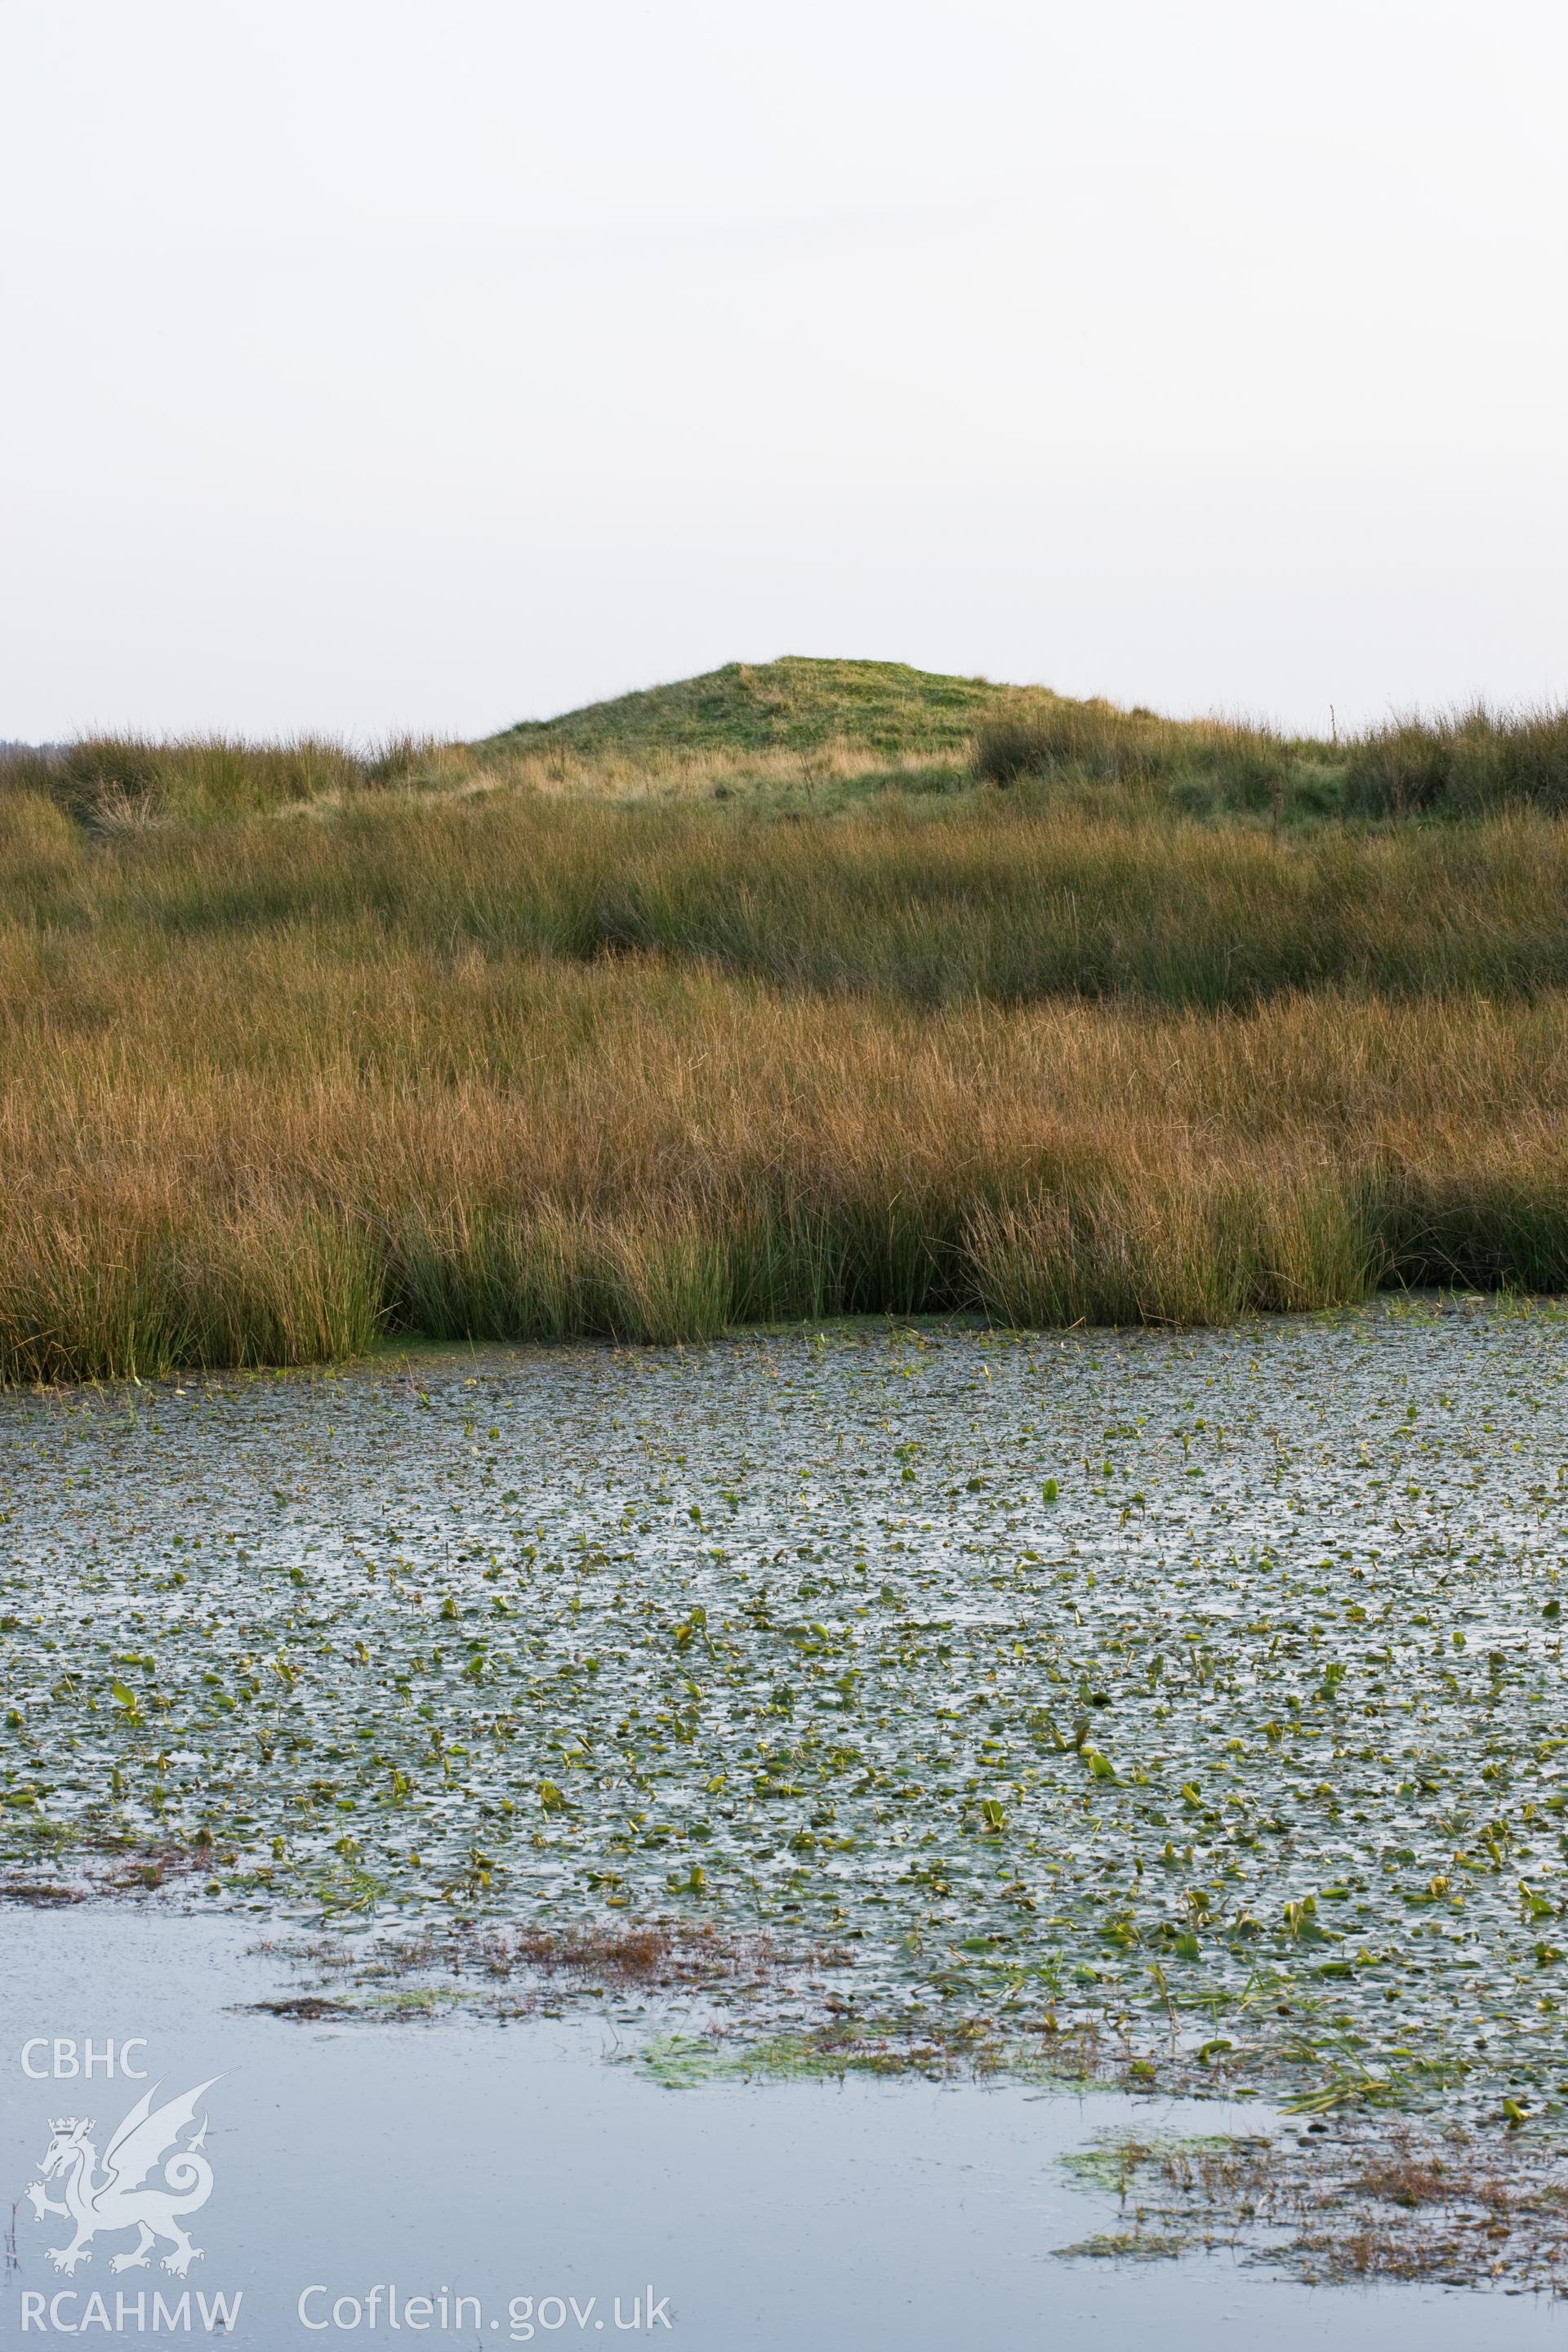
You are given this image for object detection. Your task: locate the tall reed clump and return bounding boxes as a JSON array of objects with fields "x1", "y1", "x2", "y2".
[
  {"x1": 387, "y1": 1205, "x2": 732, "y2": 1347},
  {"x1": 0, "y1": 733, "x2": 467, "y2": 831},
  {"x1": 0, "y1": 1202, "x2": 384, "y2": 1385},
  {"x1": 972, "y1": 699, "x2": 1294, "y2": 810},
  {"x1": 963, "y1": 1166, "x2": 1384, "y2": 1329},
  {"x1": 1345, "y1": 706, "x2": 1568, "y2": 817},
  {"x1": 48, "y1": 735, "x2": 364, "y2": 826}
]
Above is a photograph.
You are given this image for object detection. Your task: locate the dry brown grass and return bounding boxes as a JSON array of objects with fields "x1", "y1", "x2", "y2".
[
  {"x1": 384, "y1": 1918, "x2": 788, "y2": 1991},
  {"x1": 2, "y1": 906, "x2": 1567, "y2": 1376},
  {"x1": 457, "y1": 737, "x2": 957, "y2": 804},
  {"x1": 4, "y1": 782, "x2": 1568, "y2": 1377},
  {"x1": 256, "y1": 1918, "x2": 817, "y2": 2022}
]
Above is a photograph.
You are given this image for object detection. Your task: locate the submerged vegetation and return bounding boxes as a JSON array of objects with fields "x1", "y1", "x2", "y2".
[
  {"x1": 3, "y1": 657, "x2": 1568, "y2": 1379},
  {"x1": 7, "y1": 1307, "x2": 1568, "y2": 2188},
  {"x1": 1058, "y1": 2119, "x2": 1568, "y2": 2288}
]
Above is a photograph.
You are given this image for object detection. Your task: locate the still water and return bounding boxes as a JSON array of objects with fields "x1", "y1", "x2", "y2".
[
  {"x1": 2, "y1": 1908, "x2": 1559, "y2": 2349},
  {"x1": 5, "y1": 1299, "x2": 1568, "y2": 2336}
]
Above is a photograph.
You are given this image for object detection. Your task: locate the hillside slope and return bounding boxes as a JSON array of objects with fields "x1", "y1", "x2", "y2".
[{"x1": 480, "y1": 657, "x2": 1027, "y2": 760}]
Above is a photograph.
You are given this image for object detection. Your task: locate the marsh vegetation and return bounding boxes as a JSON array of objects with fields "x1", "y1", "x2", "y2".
[
  {"x1": 4, "y1": 660, "x2": 1568, "y2": 1380},
  {"x1": 1057, "y1": 2117, "x2": 1568, "y2": 2288},
  {"x1": 7, "y1": 1305, "x2": 1568, "y2": 2146}
]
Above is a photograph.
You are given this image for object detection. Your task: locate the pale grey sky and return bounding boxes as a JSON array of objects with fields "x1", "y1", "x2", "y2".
[{"x1": 3, "y1": 0, "x2": 1565, "y2": 740}]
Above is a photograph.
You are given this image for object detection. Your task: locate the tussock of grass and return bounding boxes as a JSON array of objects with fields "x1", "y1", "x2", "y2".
[
  {"x1": 1346, "y1": 704, "x2": 1568, "y2": 817},
  {"x1": 964, "y1": 1169, "x2": 1382, "y2": 1330},
  {"x1": 973, "y1": 698, "x2": 1296, "y2": 809},
  {"x1": 0, "y1": 733, "x2": 456, "y2": 831}
]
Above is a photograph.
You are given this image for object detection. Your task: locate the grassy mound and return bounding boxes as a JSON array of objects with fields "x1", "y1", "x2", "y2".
[{"x1": 483, "y1": 655, "x2": 1013, "y2": 760}]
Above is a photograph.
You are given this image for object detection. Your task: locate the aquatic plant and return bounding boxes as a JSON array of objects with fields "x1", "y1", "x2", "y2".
[{"x1": 6, "y1": 1303, "x2": 1568, "y2": 2146}]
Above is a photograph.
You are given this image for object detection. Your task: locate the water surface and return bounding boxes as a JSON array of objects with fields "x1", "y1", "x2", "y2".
[
  {"x1": 5, "y1": 1300, "x2": 1568, "y2": 2325},
  {"x1": 2, "y1": 1909, "x2": 1557, "y2": 2349}
]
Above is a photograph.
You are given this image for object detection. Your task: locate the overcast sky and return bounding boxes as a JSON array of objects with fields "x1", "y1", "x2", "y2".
[{"x1": 3, "y1": 0, "x2": 1565, "y2": 741}]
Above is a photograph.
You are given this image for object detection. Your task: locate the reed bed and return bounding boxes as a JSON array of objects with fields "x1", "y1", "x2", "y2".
[
  {"x1": 6, "y1": 743, "x2": 1568, "y2": 1379},
  {"x1": 2, "y1": 853, "x2": 1567, "y2": 1376},
  {"x1": 9, "y1": 785, "x2": 1568, "y2": 1007}
]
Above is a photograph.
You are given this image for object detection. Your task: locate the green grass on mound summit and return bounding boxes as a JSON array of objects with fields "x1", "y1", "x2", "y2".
[{"x1": 483, "y1": 656, "x2": 1020, "y2": 760}]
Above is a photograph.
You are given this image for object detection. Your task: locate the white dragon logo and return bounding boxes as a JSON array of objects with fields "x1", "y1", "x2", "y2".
[{"x1": 24, "y1": 2078, "x2": 220, "y2": 2278}]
